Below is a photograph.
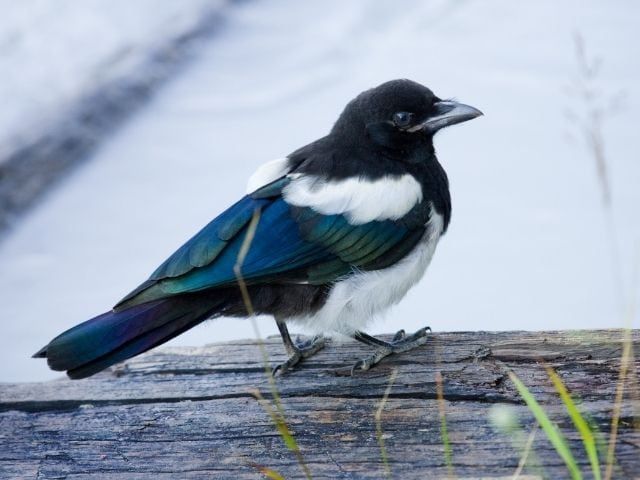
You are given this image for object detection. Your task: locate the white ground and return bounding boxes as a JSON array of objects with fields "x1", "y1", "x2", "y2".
[
  {"x1": 0, "y1": 0, "x2": 218, "y2": 162},
  {"x1": 1, "y1": 0, "x2": 638, "y2": 382}
]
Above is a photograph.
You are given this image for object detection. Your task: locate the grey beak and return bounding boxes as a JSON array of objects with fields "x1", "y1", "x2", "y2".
[{"x1": 420, "y1": 100, "x2": 483, "y2": 133}]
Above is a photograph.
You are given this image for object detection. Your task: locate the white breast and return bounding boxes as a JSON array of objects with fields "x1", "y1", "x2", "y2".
[
  {"x1": 291, "y1": 206, "x2": 444, "y2": 336},
  {"x1": 282, "y1": 173, "x2": 423, "y2": 224}
]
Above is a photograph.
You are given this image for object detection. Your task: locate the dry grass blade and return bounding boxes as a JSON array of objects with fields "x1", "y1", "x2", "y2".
[
  {"x1": 248, "y1": 462, "x2": 286, "y2": 480},
  {"x1": 604, "y1": 328, "x2": 634, "y2": 480},
  {"x1": 375, "y1": 368, "x2": 398, "y2": 479},
  {"x1": 233, "y1": 208, "x2": 261, "y2": 319},
  {"x1": 571, "y1": 32, "x2": 612, "y2": 208},
  {"x1": 436, "y1": 371, "x2": 455, "y2": 479},
  {"x1": 233, "y1": 208, "x2": 276, "y2": 382},
  {"x1": 567, "y1": 33, "x2": 626, "y2": 310},
  {"x1": 605, "y1": 255, "x2": 640, "y2": 480},
  {"x1": 235, "y1": 208, "x2": 312, "y2": 480},
  {"x1": 512, "y1": 425, "x2": 538, "y2": 480},
  {"x1": 251, "y1": 388, "x2": 312, "y2": 479},
  {"x1": 489, "y1": 404, "x2": 546, "y2": 478}
]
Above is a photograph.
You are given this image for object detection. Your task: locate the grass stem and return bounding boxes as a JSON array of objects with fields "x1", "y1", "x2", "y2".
[
  {"x1": 436, "y1": 371, "x2": 455, "y2": 479},
  {"x1": 545, "y1": 366, "x2": 601, "y2": 480},
  {"x1": 235, "y1": 207, "x2": 312, "y2": 480},
  {"x1": 508, "y1": 370, "x2": 583, "y2": 480},
  {"x1": 511, "y1": 425, "x2": 537, "y2": 480},
  {"x1": 375, "y1": 368, "x2": 398, "y2": 480}
]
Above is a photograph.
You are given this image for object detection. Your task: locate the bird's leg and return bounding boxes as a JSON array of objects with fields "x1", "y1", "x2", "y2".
[
  {"x1": 273, "y1": 319, "x2": 325, "y2": 375},
  {"x1": 351, "y1": 327, "x2": 431, "y2": 373}
]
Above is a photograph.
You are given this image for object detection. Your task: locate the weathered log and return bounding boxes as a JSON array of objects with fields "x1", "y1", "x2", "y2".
[{"x1": 1, "y1": 330, "x2": 638, "y2": 479}]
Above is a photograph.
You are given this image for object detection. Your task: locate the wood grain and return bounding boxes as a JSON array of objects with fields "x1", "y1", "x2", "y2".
[{"x1": 1, "y1": 330, "x2": 638, "y2": 479}]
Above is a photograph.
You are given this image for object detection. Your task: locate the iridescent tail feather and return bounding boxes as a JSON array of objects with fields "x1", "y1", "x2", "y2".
[{"x1": 33, "y1": 293, "x2": 220, "y2": 379}]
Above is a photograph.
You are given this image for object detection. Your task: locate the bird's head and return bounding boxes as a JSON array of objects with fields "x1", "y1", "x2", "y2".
[{"x1": 332, "y1": 79, "x2": 482, "y2": 156}]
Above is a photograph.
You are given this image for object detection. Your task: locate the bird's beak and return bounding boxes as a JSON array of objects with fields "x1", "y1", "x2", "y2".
[{"x1": 417, "y1": 100, "x2": 483, "y2": 133}]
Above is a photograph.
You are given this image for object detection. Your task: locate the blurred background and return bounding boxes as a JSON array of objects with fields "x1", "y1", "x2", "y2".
[{"x1": 0, "y1": 0, "x2": 638, "y2": 383}]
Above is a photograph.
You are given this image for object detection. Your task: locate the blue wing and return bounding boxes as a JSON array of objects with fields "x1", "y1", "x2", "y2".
[{"x1": 115, "y1": 177, "x2": 425, "y2": 310}]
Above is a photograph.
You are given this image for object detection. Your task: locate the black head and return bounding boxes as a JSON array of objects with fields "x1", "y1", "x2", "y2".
[{"x1": 331, "y1": 79, "x2": 482, "y2": 155}]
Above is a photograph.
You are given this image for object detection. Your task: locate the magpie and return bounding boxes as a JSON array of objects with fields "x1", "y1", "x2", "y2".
[{"x1": 34, "y1": 79, "x2": 482, "y2": 379}]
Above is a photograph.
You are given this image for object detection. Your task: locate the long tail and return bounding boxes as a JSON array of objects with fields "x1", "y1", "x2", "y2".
[{"x1": 33, "y1": 294, "x2": 222, "y2": 379}]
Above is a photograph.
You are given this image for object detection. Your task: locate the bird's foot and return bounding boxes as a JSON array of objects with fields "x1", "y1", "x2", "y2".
[
  {"x1": 351, "y1": 327, "x2": 431, "y2": 374},
  {"x1": 273, "y1": 335, "x2": 325, "y2": 376}
]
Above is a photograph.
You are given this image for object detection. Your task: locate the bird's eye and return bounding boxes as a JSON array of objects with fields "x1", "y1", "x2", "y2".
[{"x1": 393, "y1": 111, "x2": 413, "y2": 128}]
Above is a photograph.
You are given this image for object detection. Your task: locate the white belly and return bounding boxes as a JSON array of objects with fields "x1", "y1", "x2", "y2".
[{"x1": 291, "y1": 208, "x2": 444, "y2": 336}]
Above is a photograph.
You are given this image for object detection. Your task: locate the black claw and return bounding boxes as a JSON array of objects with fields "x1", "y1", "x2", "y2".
[
  {"x1": 351, "y1": 327, "x2": 432, "y2": 374},
  {"x1": 273, "y1": 336, "x2": 325, "y2": 376},
  {"x1": 392, "y1": 329, "x2": 406, "y2": 341},
  {"x1": 273, "y1": 357, "x2": 297, "y2": 377},
  {"x1": 350, "y1": 360, "x2": 364, "y2": 375}
]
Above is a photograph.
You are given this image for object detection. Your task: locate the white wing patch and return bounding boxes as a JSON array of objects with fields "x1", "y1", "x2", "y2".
[
  {"x1": 290, "y1": 206, "x2": 444, "y2": 336},
  {"x1": 282, "y1": 173, "x2": 423, "y2": 224},
  {"x1": 246, "y1": 158, "x2": 290, "y2": 194}
]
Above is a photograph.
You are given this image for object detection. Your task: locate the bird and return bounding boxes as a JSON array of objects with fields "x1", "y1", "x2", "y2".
[{"x1": 34, "y1": 79, "x2": 482, "y2": 379}]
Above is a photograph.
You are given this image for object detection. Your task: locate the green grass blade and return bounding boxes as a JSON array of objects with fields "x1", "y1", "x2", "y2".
[
  {"x1": 508, "y1": 371, "x2": 583, "y2": 480},
  {"x1": 546, "y1": 366, "x2": 601, "y2": 480}
]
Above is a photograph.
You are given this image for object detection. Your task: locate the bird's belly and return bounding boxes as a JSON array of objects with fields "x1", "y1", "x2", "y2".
[{"x1": 291, "y1": 211, "x2": 444, "y2": 336}]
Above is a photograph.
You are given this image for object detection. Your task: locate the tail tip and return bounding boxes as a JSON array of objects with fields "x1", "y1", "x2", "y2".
[{"x1": 32, "y1": 345, "x2": 48, "y2": 358}]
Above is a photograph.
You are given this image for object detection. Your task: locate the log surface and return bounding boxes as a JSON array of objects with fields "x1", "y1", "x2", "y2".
[{"x1": 1, "y1": 330, "x2": 639, "y2": 479}]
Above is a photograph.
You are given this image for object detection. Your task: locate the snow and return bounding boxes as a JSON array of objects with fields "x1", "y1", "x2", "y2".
[
  {"x1": 1, "y1": 0, "x2": 639, "y2": 382},
  {"x1": 0, "y1": 0, "x2": 219, "y2": 161}
]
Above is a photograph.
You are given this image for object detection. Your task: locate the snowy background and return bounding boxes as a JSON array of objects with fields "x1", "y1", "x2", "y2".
[
  {"x1": 1, "y1": 0, "x2": 639, "y2": 382},
  {"x1": 0, "y1": 0, "x2": 219, "y2": 162}
]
